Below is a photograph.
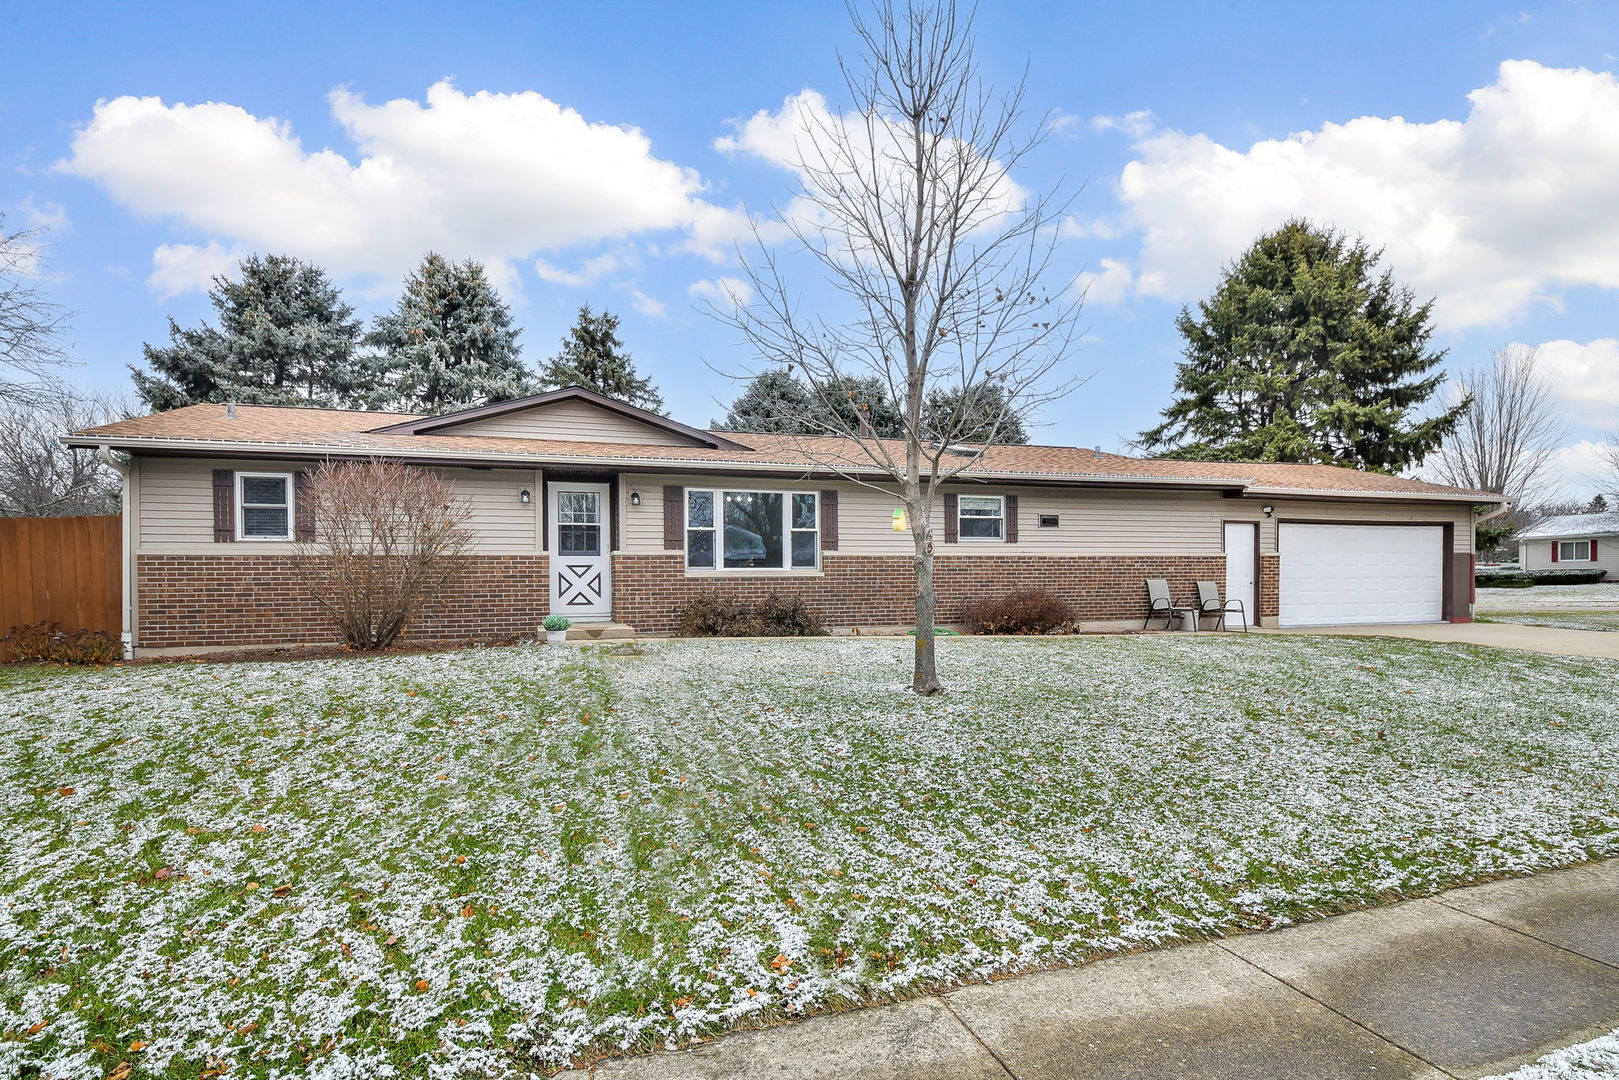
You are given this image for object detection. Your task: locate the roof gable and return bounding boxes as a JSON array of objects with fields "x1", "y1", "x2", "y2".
[{"x1": 369, "y1": 386, "x2": 748, "y2": 450}]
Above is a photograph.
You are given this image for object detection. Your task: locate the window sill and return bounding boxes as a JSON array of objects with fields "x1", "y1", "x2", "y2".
[{"x1": 684, "y1": 569, "x2": 824, "y2": 579}]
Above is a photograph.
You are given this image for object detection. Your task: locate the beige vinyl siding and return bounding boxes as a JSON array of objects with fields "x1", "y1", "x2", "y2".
[
  {"x1": 1259, "y1": 499, "x2": 1476, "y2": 554},
  {"x1": 1520, "y1": 534, "x2": 1619, "y2": 572},
  {"x1": 441, "y1": 399, "x2": 707, "y2": 445},
  {"x1": 618, "y1": 473, "x2": 1477, "y2": 561},
  {"x1": 134, "y1": 457, "x2": 542, "y2": 555}
]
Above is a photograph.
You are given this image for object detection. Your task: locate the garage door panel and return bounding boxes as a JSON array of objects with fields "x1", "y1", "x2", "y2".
[{"x1": 1278, "y1": 523, "x2": 1444, "y2": 627}]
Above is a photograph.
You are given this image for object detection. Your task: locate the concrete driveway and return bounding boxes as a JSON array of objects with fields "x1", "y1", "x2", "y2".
[{"x1": 1272, "y1": 621, "x2": 1619, "y2": 661}]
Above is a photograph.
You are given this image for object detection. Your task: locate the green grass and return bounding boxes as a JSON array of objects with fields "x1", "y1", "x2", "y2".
[
  {"x1": 1477, "y1": 612, "x2": 1619, "y2": 631},
  {"x1": 2, "y1": 634, "x2": 1618, "y2": 1077}
]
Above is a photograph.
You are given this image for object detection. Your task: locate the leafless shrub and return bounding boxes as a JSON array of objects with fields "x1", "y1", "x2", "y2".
[
  {"x1": 288, "y1": 459, "x2": 473, "y2": 650},
  {"x1": 961, "y1": 588, "x2": 1074, "y2": 634},
  {"x1": 3, "y1": 621, "x2": 122, "y2": 665}
]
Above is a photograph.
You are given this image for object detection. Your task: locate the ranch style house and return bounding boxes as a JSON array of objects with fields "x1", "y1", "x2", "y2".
[{"x1": 65, "y1": 386, "x2": 1500, "y2": 655}]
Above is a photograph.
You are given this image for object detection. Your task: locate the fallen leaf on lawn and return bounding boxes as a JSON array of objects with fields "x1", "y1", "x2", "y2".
[
  {"x1": 129, "y1": 1040, "x2": 149, "y2": 1051},
  {"x1": 454, "y1": 855, "x2": 466, "y2": 864},
  {"x1": 769, "y1": 953, "x2": 792, "y2": 972},
  {"x1": 153, "y1": 866, "x2": 173, "y2": 880},
  {"x1": 384, "y1": 934, "x2": 399, "y2": 945},
  {"x1": 460, "y1": 904, "x2": 476, "y2": 917},
  {"x1": 57, "y1": 787, "x2": 75, "y2": 797},
  {"x1": 414, "y1": 979, "x2": 429, "y2": 991},
  {"x1": 273, "y1": 884, "x2": 292, "y2": 897},
  {"x1": 250, "y1": 824, "x2": 266, "y2": 833},
  {"x1": 244, "y1": 882, "x2": 259, "y2": 891},
  {"x1": 26, "y1": 1020, "x2": 48, "y2": 1034}
]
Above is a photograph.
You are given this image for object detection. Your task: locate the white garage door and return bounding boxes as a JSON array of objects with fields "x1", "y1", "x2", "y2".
[{"x1": 1278, "y1": 523, "x2": 1444, "y2": 627}]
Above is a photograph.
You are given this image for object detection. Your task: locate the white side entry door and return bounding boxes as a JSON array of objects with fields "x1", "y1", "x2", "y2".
[{"x1": 1223, "y1": 522, "x2": 1258, "y2": 625}]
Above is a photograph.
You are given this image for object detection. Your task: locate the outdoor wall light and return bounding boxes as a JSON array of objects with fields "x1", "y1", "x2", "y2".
[
  {"x1": 519, "y1": 489, "x2": 532, "y2": 504},
  {"x1": 1261, "y1": 504, "x2": 1275, "y2": 517},
  {"x1": 630, "y1": 491, "x2": 641, "y2": 506}
]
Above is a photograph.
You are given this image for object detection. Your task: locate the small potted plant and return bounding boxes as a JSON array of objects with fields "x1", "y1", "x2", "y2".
[{"x1": 541, "y1": 614, "x2": 572, "y2": 645}]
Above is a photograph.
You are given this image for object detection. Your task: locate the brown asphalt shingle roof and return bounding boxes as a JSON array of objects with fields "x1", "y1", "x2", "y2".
[{"x1": 69, "y1": 402, "x2": 1498, "y2": 500}]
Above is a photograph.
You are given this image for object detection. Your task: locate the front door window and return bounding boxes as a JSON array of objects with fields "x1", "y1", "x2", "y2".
[{"x1": 557, "y1": 491, "x2": 602, "y2": 556}]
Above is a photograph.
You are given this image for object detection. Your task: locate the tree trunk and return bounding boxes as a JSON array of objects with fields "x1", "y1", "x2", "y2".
[{"x1": 909, "y1": 499, "x2": 943, "y2": 695}]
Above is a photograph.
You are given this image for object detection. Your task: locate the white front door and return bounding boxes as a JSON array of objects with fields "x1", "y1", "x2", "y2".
[
  {"x1": 1224, "y1": 522, "x2": 1258, "y2": 623},
  {"x1": 548, "y1": 483, "x2": 612, "y2": 620}
]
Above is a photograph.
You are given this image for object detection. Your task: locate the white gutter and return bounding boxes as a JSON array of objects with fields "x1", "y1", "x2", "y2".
[{"x1": 96, "y1": 445, "x2": 135, "y2": 660}]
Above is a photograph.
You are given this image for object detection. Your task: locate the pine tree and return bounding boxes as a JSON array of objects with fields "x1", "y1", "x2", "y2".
[
  {"x1": 925, "y1": 381, "x2": 1030, "y2": 444},
  {"x1": 713, "y1": 370, "x2": 817, "y2": 432},
  {"x1": 1138, "y1": 220, "x2": 1466, "y2": 472},
  {"x1": 365, "y1": 254, "x2": 529, "y2": 413},
  {"x1": 1587, "y1": 494, "x2": 1610, "y2": 514},
  {"x1": 132, "y1": 254, "x2": 366, "y2": 410},
  {"x1": 535, "y1": 305, "x2": 664, "y2": 413}
]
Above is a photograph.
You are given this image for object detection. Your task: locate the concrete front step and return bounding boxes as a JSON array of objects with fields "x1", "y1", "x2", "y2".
[{"x1": 564, "y1": 622, "x2": 636, "y2": 642}]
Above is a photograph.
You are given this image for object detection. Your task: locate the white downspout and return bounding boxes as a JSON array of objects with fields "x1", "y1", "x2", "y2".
[{"x1": 97, "y1": 445, "x2": 135, "y2": 660}]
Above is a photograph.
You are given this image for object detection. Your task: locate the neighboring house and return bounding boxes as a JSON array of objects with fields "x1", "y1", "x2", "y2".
[
  {"x1": 1517, "y1": 513, "x2": 1619, "y2": 575},
  {"x1": 65, "y1": 386, "x2": 1500, "y2": 654}
]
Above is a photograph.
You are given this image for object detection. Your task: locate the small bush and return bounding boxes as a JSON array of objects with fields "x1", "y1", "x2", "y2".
[
  {"x1": 676, "y1": 593, "x2": 826, "y2": 637},
  {"x1": 1529, "y1": 568, "x2": 1608, "y2": 586},
  {"x1": 961, "y1": 588, "x2": 1075, "y2": 635},
  {"x1": 1476, "y1": 575, "x2": 1534, "y2": 589},
  {"x1": 3, "y1": 621, "x2": 122, "y2": 665}
]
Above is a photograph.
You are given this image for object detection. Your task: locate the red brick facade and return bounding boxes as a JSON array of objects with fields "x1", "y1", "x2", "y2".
[
  {"x1": 1258, "y1": 553, "x2": 1281, "y2": 618},
  {"x1": 611, "y1": 553, "x2": 1228, "y2": 634},
  {"x1": 135, "y1": 554, "x2": 551, "y2": 648}
]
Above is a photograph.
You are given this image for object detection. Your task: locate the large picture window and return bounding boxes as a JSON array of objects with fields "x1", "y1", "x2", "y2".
[
  {"x1": 686, "y1": 488, "x2": 818, "y2": 570},
  {"x1": 958, "y1": 494, "x2": 1004, "y2": 540},
  {"x1": 237, "y1": 472, "x2": 293, "y2": 540}
]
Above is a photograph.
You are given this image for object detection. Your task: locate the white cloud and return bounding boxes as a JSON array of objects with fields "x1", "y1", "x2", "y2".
[
  {"x1": 1073, "y1": 258, "x2": 1134, "y2": 305},
  {"x1": 1089, "y1": 110, "x2": 1156, "y2": 138},
  {"x1": 627, "y1": 288, "x2": 666, "y2": 318},
  {"x1": 1532, "y1": 338, "x2": 1619, "y2": 428},
  {"x1": 147, "y1": 240, "x2": 248, "y2": 298},
  {"x1": 1094, "y1": 61, "x2": 1619, "y2": 329},
  {"x1": 687, "y1": 275, "x2": 753, "y2": 307},
  {"x1": 715, "y1": 89, "x2": 1025, "y2": 242},
  {"x1": 533, "y1": 252, "x2": 629, "y2": 287},
  {"x1": 1546, "y1": 440, "x2": 1614, "y2": 500},
  {"x1": 58, "y1": 81, "x2": 751, "y2": 294}
]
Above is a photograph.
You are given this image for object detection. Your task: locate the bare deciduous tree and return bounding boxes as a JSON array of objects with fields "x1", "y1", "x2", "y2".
[
  {"x1": 289, "y1": 460, "x2": 473, "y2": 650},
  {"x1": 721, "y1": 1, "x2": 1080, "y2": 694},
  {"x1": 0, "y1": 212, "x2": 73, "y2": 405},
  {"x1": 1429, "y1": 345, "x2": 1565, "y2": 499},
  {"x1": 0, "y1": 385, "x2": 135, "y2": 517}
]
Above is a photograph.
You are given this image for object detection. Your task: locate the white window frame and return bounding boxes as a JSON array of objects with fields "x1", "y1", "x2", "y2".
[
  {"x1": 237, "y1": 471, "x2": 295, "y2": 541},
  {"x1": 1558, "y1": 539, "x2": 1593, "y2": 562},
  {"x1": 957, "y1": 494, "x2": 1005, "y2": 541},
  {"x1": 686, "y1": 487, "x2": 819, "y2": 572}
]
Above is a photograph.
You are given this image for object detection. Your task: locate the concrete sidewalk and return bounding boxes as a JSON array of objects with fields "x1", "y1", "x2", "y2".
[
  {"x1": 559, "y1": 860, "x2": 1619, "y2": 1080},
  {"x1": 1272, "y1": 621, "x2": 1619, "y2": 661}
]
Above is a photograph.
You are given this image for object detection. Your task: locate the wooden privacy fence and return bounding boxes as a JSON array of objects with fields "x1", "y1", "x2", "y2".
[{"x1": 0, "y1": 515, "x2": 121, "y2": 660}]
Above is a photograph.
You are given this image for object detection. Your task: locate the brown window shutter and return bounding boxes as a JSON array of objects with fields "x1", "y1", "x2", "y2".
[
  {"x1": 1004, "y1": 494, "x2": 1019, "y2": 543},
  {"x1": 294, "y1": 470, "x2": 315, "y2": 541},
  {"x1": 819, "y1": 489, "x2": 839, "y2": 550},
  {"x1": 212, "y1": 469, "x2": 235, "y2": 542},
  {"x1": 1593, "y1": 539, "x2": 1600, "y2": 561},
  {"x1": 663, "y1": 485, "x2": 685, "y2": 550},
  {"x1": 943, "y1": 492, "x2": 958, "y2": 543}
]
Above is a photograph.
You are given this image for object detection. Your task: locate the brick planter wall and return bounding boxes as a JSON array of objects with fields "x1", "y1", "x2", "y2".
[
  {"x1": 135, "y1": 554, "x2": 550, "y2": 649},
  {"x1": 612, "y1": 553, "x2": 1227, "y2": 634}
]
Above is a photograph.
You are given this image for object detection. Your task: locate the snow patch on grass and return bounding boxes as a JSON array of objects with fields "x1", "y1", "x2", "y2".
[{"x1": 1483, "y1": 1026, "x2": 1619, "y2": 1079}]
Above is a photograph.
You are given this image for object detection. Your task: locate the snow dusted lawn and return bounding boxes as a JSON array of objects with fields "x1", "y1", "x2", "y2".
[
  {"x1": 5, "y1": 635, "x2": 1619, "y2": 1078},
  {"x1": 1484, "y1": 1026, "x2": 1619, "y2": 1079},
  {"x1": 1476, "y1": 583, "x2": 1619, "y2": 631}
]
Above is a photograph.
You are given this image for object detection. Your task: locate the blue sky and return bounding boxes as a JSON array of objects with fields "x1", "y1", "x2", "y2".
[{"x1": 5, "y1": 1, "x2": 1618, "y2": 494}]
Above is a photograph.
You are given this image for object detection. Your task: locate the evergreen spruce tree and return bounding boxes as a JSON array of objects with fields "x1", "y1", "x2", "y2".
[
  {"x1": 925, "y1": 381, "x2": 1030, "y2": 444},
  {"x1": 365, "y1": 254, "x2": 529, "y2": 413},
  {"x1": 1587, "y1": 494, "x2": 1610, "y2": 514},
  {"x1": 713, "y1": 370, "x2": 818, "y2": 432},
  {"x1": 132, "y1": 254, "x2": 366, "y2": 410},
  {"x1": 536, "y1": 305, "x2": 664, "y2": 413},
  {"x1": 1138, "y1": 220, "x2": 1466, "y2": 471}
]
